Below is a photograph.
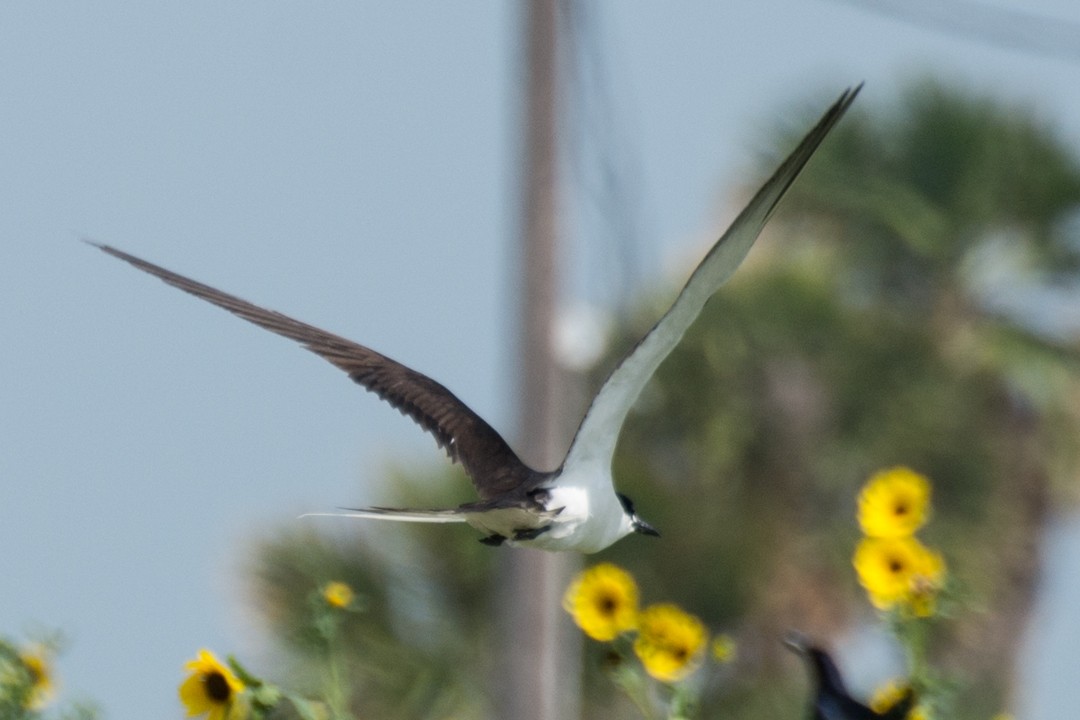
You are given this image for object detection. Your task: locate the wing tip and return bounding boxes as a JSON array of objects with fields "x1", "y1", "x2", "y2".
[{"x1": 83, "y1": 237, "x2": 119, "y2": 257}]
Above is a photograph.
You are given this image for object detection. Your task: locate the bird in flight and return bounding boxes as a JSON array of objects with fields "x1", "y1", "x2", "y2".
[{"x1": 90, "y1": 85, "x2": 858, "y2": 553}]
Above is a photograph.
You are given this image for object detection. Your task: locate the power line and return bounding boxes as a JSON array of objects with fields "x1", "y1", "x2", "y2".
[
  {"x1": 561, "y1": 0, "x2": 649, "y2": 311},
  {"x1": 830, "y1": 0, "x2": 1080, "y2": 63}
]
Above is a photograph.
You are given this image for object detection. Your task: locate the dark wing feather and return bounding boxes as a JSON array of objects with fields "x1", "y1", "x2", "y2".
[{"x1": 88, "y1": 242, "x2": 536, "y2": 498}]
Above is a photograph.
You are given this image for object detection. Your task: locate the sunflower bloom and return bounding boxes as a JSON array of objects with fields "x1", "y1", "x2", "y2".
[
  {"x1": 870, "y1": 679, "x2": 912, "y2": 715},
  {"x1": 322, "y1": 581, "x2": 355, "y2": 609},
  {"x1": 858, "y1": 467, "x2": 932, "y2": 538},
  {"x1": 633, "y1": 603, "x2": 708, "y2": 683},
  {"x1": 853, "y1": 536, "x2": 946, "y2": 612},
  {"x1": 179, "y1": 649, "x2": 246, "y2": 720},
  {"x1": 563, "y1": 563, "x2": 639, "y2": 641},
  {"x1": 711, "y1": 634, "x2": 737, "y2": 664},
  {"x1": 19, "y1": 646, "x2": 56, "y2": 710}
]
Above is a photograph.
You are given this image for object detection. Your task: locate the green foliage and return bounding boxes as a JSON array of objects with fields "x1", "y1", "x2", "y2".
[
  {"x1": 0, "y1": 634, "x2": 98, "y2": 720},
  {"x1": 783, "y1": 79, "x2": 1080, "y2": 292},
  {"x1": 247, "y1": 464, "x2": 496, "y2": 719},
  {"x1": 597, "y1": 77, "x2": 1080, "y2": 718}
]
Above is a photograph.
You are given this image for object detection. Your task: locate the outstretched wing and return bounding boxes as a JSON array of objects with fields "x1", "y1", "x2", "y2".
[
  {"x1": 89, "y1": 242, "x2": 536, "y2": 499},
  {"x1": 563, "y1": 86, "x2": 861, "y2": 478}
]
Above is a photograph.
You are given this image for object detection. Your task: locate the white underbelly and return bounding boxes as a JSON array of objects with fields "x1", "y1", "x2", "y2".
[
  {"x1": 463, "y1": 506, "x2": 554, "y2": 537},
  {"x1": 505, "y1": 485, "x2": 629, "y2": 553}
]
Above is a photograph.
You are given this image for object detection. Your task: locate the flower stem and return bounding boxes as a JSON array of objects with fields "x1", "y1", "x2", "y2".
[
  {"x1": 325, "y1": 632, "x2": 349, "y2": 720},
  {"x1": 612, "y1": 667, "x2": 659, "y2": 720}
]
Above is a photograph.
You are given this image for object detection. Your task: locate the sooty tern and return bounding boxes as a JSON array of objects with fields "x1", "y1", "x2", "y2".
[{"x1": 90, "y1": 86, "x2": 858, "y2": 553}]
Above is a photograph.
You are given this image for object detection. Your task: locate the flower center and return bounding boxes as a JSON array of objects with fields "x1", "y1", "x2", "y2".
[
  {"x1": 204, "y1": 671, "x2": 232, "y2": 703},
  {"x1": 25, "y1": 663, "x2": 42, "y2": 685},
  {"x1": 885, "y1": 552, "x2": 911, "y2": 574},
  {"x1": 597, "y1": 593, "x2": 617, "y2": 616}
]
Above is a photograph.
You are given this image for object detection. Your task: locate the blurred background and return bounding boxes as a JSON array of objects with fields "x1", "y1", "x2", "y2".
[{"x1": 3, "y1": 1, "x2": 1080, "y2": 718}]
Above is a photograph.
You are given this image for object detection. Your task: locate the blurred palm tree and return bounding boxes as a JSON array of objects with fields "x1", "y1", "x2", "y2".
[
  {"x1": 245, "y1": 79, "x2": 1080, "y2": 719},
  {"x1": 602, "y1": 77, "x2": 1080, "y2": 718}
]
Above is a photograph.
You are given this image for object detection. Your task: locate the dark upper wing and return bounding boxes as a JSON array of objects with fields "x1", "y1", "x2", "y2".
[{"x1": 89, "y1": 242, "x2": 535, "y2": 498}]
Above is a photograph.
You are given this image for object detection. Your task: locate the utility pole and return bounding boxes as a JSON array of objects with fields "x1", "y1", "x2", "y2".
[{"x1": 495, "y1": 1, "x2": 581, "y2": 719}]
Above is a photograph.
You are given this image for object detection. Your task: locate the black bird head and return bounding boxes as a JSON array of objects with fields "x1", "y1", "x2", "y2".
[
  {"x1": 616, "y1": 492, "x2": 660, "y2": 537},
  {"x1": 785, "y1": 632, "x2": 915, "y2": 720}
]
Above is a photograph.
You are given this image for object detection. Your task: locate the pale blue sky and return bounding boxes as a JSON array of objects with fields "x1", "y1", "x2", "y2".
[{"x1": 3, "y1": 2, "x2": 1080, "y2": 717}]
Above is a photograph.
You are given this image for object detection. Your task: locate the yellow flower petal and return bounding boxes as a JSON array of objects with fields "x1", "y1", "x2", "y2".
[
  {"x1": 633, "y1": 603, "x2": 707, "y2": 683},
  {"x1": 711, "y1": 634, "x2": 737, "y2": 664},
  {"x1": 179, "y1": 649, "x2": 246, "y2": 720},
  {"x1": 563, "y1": 563, "x2": 639, "y2": 642},
  {"x1": 869, "y1": 678, "x2": 911, "y2": 714},
  {"x1": 322, "y1": 581, "x2": 355, "y2": 609},
  {"x1": 19, "y1": 645, "x2": 56, "y2": 710},
  {"x1": 908, "y1": 705, "x2": 930, "y2": 720},
  {"x1": 853, "y1": 536, "x2": 946, "y2": 612},
  {"x1": 857, "y1": 467, "x2": 932, "y2": 538}
]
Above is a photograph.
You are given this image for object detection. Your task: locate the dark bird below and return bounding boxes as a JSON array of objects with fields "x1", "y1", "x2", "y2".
[
  {"x1": 786, "y1": 633, "x2": 916, "y2": 720},
  {"x1": 89, "y1": 85, "x2": 859, "y2": 553}
]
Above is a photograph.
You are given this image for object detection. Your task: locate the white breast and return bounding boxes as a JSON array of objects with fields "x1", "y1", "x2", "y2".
[{"x1": 514, "y1": 477, "x2": 634, "y2": 554}]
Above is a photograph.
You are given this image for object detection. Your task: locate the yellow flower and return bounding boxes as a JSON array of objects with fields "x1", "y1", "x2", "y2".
[
  {"x1": 19, "y1": 645, "x2": 56, "y2": 710},
  {"x1": 633, "y1": 603, "x2": 707, "y2": 683},
  {"x1": 711, "y1": 634, "x2": 737, "y2": 663},
  {"x1": 853, "y1": 536, "x2": 946, "y2": 612},
  {"x1": 906, "y1": 571, "x2": 944, "y2": 618},
  {"x1": 179, "y1": 649, "x2": 246, "y2": 720},
  {"x1": 869, "y1": 679, "x2": 912, "y2": 715},
  {"x1": 858, "y1": 467, "x2": 932, "y2": 538},
  {"x1": 322, "y1": 581, "x2": 354, "y2": 609},
  {"x1": 908, "y1": 705, "x2": 929, "y2": 720},
  {"x1": 563, "y1": 563, "x2": 639, "y2": 641}
]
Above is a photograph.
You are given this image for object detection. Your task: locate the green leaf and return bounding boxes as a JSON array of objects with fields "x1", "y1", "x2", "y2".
[{"x1": 286, "y1": 693, "x2": 331, "y2": 720}]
